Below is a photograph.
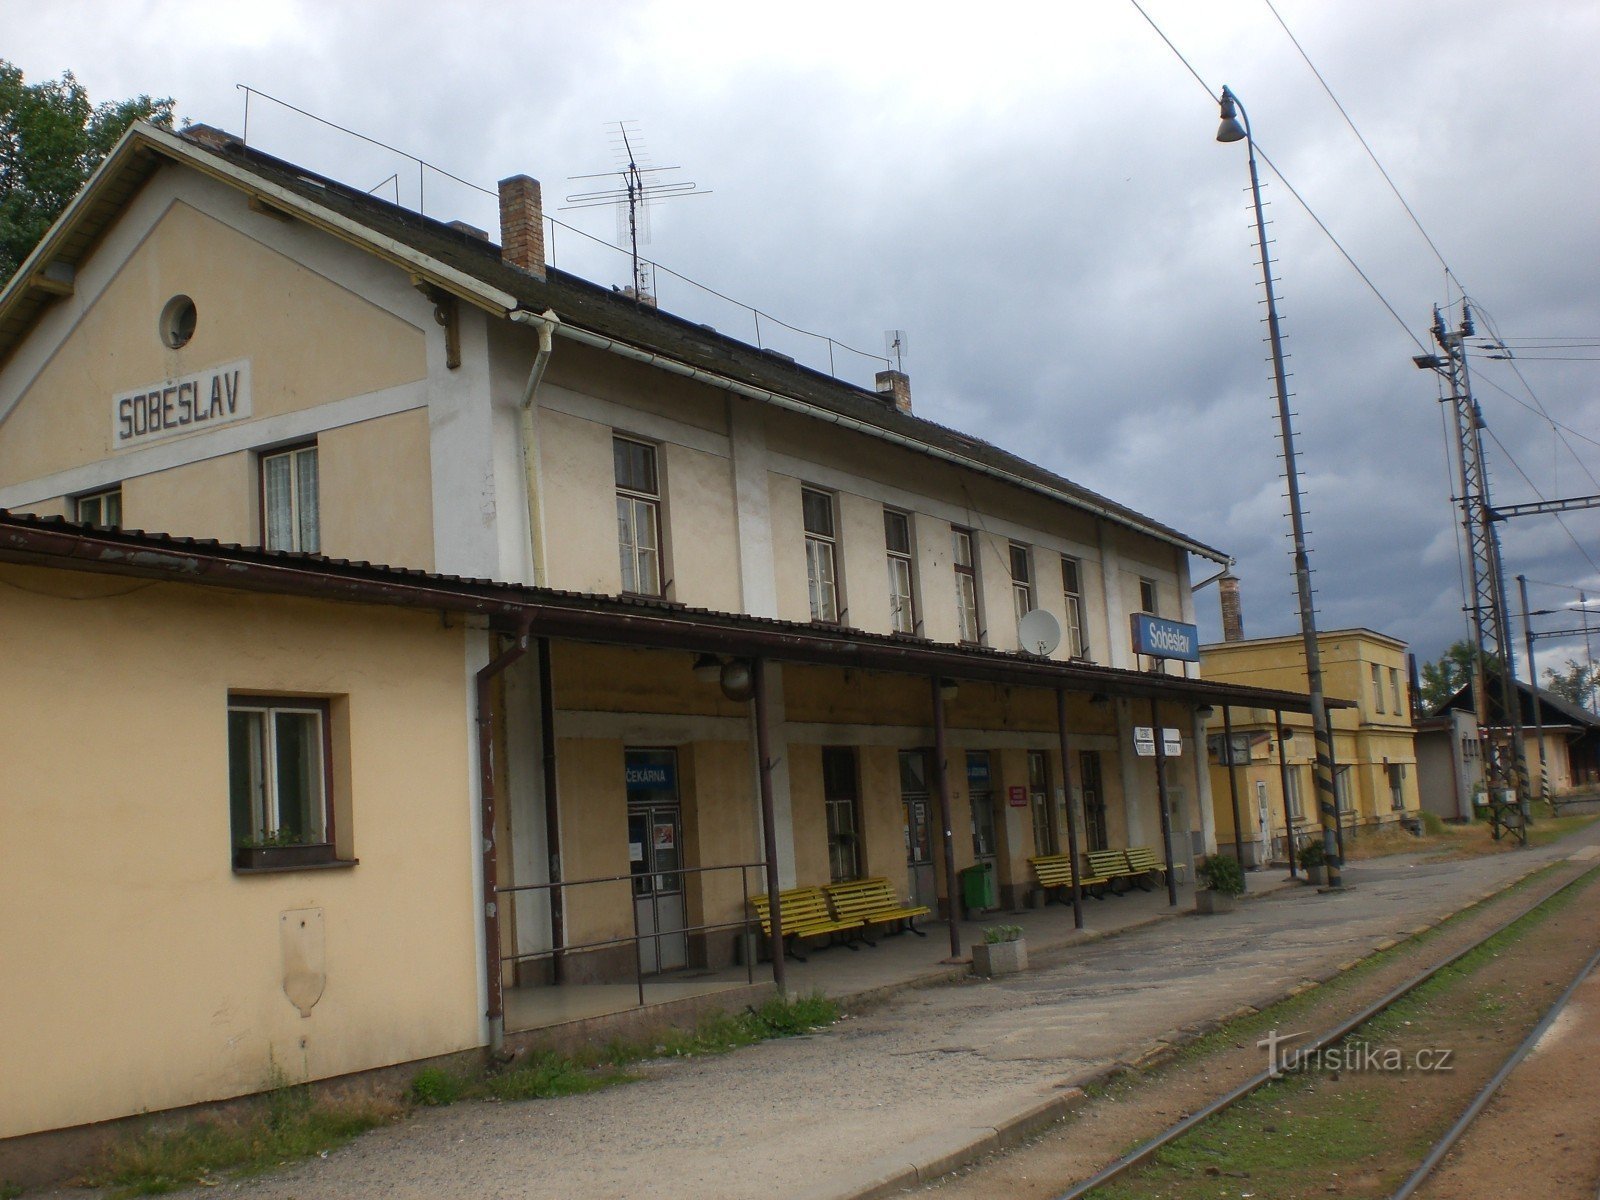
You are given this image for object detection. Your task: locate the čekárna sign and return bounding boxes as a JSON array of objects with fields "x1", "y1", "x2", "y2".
[{"x1": 111, "y1": 360, "x2": 252, "y2": 449}]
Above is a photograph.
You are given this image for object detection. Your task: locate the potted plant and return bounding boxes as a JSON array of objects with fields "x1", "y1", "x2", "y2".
[
  {"x1": 1195, "y1": 854, "x2": 1244, "y2": 914},
  {"x1": 233, "y1": 831, "x2": 336, "y2": 871},
  {"x1": 972, "y1": 924, "x2": 1027, "y2": 977},
  {"x1": 1297, "y1": 836, "x2": 1327, "y2": 886}
]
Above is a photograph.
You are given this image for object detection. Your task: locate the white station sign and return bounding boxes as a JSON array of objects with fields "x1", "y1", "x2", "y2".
[
  {"x1": 1134, "y1": 726, "x2": 1183, "y2": 758},
  {"x1": 112, "y1": 359, "x2": 252, "y2": 450}
]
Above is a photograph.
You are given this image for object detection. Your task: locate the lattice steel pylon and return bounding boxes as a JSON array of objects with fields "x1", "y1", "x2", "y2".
[{"x1": 1428, "y1": 303, "x2": 1529, "y2": 843}]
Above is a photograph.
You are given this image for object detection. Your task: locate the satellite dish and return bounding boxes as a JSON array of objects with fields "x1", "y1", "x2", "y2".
[{"x1": 1017, "y1": 608, "x2": 1061, "y2": 656}]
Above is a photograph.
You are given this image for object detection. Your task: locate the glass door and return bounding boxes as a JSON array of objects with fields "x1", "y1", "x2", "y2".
[
  {"x1": 967, "y1": 751, "x2": 997, "y2": 867},
  {"x1": 899, "y1": 750, "x2": 937, "y2": 910},
  {"x1": 625, "y1": 748, "x2": 687, "y2": 974},
  {"x1": 1080, "y1": 750, "x2": 1108, "y2": 852}
]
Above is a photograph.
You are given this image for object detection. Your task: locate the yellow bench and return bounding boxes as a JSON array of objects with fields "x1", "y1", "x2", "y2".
[
  {"x1": 1086, "y1": 848, "x2": 1145, "y2": 893},
  {"x1": 1027, "y1": 853, "x2": 1111, "y2": 902},
  {"x1": 751, "y1": 886, "x2": 864, "y2": 961},
  {"x1": 825, "y1": 877, "x2": 931, "y2": 939},
  {"x1": 1122, "y1": 846, "x2": 1168, "y2": 890}
]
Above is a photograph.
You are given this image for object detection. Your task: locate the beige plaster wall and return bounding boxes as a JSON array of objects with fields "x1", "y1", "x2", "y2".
[
  {"x1": 0, "y1": 564, "x2": 475, "y2": 1140},
  {"x1": 121, "y1": 451, "x2": 255, "y2": 543},
  {"x1": 680, "y1": 741, "x2": 761, "y2": 948},
  {"x1": 318, "y1": 408, "x2": 436, "y2": 570},
  {"x1": 553, "y1": 737, "x2": 631, "y2": 950},
  {"x1": 539, "y1": 407, "x2": 625, "y2": 596},
  {"x1": 836, "y1": 492, "x2": 889, "y2": 635},
  {"x1": 787, "y1": 744, "x2": 831, "y2": 887},
  {"x1": 0, "y1": 200, "x2": 426, "y2": 488},
  {"x1": 768, "y1": 473, "x2": 811, "y2": 626},
  {"x1": 661, "y1": 442, "x2": 740, "y2": 612},
  {"x1": 859, "y1": 745, "x2": 906, "y2": 888}
]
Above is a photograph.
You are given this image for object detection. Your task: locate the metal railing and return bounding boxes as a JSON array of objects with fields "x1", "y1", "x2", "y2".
[{"x1": 495, "y1": 860, "x2": 771, "y2": 1011}]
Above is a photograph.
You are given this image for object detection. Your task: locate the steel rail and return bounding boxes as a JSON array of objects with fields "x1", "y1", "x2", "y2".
[
  {"x1": 1050, "y1": 863, "x2": 1599, "y2": 1200},
  {"x1": 1388, "y1": 937, "x2": 1600, "y2": 1199}
]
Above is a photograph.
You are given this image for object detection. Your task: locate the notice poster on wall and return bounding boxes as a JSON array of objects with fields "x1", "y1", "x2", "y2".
[{"x1": 1008, "y1": 785, "x2": 1027, "y2": 808}]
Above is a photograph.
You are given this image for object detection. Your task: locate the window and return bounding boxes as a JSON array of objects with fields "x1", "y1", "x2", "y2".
[
  {"x1": 75, "y1": 487, "x2": 122, "y2": 528},
  {"x1": 1387, "y1": 761, "x2": 1406, "y2": 810},
  {"x1": 1009, "y1": 542, "x2": 1034, "y2": 624},
  {"x1": 1389, "y1": 667, "x2": 1403, "y2": 717},
  {"x1": 262, "y1": 444, "x2": 319, "y2": 553},
  {"x1": 1139, "y1": 577, "x2": 1159, "y2": 615},
  {"x1": 1028, "y1": 750, "x2": 1055, "y2": 855},
  {"x1": 884, "y1": 509, "x2": 917, "y2": 634},
  {"x1": 952, "y1": 526, "x2": 981, "y2": 643},
  {"x1": 614, "y1": 436, "x2": 662, "y2": 596},
  {"x1": 1335, "y1": 765, "x2": 1354, "y2": 813},
  {"x1": 822, "y1": 747, "x2": 862, "y2": 882},
  {"x1": 1371, "y1": 663, "x2": 1385, "y2": 713},
  {"x1": 1061, "y1": 556, "x2": 1088, "y2": 660},
  {"x1": 228, "y1": 696, "x2": 335, "y2": 866},
  {"x1": 802, "y1": 487, "x2": 840, "y2": 622},
  {"x1": 1285, "y1": 766, "x2": 1304, "y2": 820},
  {"x1": 967, "y1": 752, "x2": 997, "y2": 859}
]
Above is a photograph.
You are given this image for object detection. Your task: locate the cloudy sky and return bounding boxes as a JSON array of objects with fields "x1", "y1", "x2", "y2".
[{"x1": 11, "y1": 1, "x2": 1600, "y2": 680}]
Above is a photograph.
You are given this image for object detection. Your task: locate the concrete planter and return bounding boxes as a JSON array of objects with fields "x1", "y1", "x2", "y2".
[
  {"x1": 1195, "y1": 889, "x2": 1237, "y2": 915},
  {"x1": 1305, "y1": 864, "x2": 1327, "y2": 886},
  {"x1": 971, "y1": 938, "x2": 1027, "y2": 977}
]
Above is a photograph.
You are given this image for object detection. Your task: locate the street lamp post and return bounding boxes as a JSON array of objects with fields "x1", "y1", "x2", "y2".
[{"x1": 1216, "y1": 86, "x2": 1343, "y2": 889}]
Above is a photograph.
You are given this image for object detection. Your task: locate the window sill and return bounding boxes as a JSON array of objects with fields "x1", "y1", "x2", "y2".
[{"x1": 234, "y1": 857, "x2": 358, "y2": 876}]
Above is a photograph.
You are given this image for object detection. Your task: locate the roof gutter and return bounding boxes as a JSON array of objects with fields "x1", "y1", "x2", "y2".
[{"x1": 523, "y1": 315, "x2": 1228, "y2": 565}]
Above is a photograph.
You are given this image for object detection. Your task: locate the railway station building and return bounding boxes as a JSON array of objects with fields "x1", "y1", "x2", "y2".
[
  {"x1": 1201, "y1": 616, "x2": 1421, "y2": 864},
  {"x1": 0, "y1": 121, "x2": 1320, "y2": 1152}
]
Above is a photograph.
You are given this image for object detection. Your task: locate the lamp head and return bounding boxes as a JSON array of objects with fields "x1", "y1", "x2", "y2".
[{"x1": 1216, "y1": 87, "x2": 1247, "y2": 144}]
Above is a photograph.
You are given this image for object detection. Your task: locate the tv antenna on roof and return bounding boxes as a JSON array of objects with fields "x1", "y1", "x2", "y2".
[
  {"x1": 885, "y1": 330, "x2": 909, "y2": 372},
  {"x1": 564, "y1": 122, "x2": 709, "y2": 305}
]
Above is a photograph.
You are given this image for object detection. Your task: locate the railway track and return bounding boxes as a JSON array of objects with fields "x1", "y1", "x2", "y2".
[{"x1": 1035, "y1": 861, "x2": 1600, "y2": 1200}]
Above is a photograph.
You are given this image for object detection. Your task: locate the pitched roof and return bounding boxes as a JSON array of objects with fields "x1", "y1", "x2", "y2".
[
  {"x1": 1435, "y1": 677, "x2": 1600, "y2": 729},
  {"x1": 0, "y1": 121, "x2": 1227, "y2": 563}
]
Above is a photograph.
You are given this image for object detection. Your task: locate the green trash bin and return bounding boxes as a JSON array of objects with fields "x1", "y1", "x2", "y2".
[{"x1": 960, "y1": 862, "x2": 996, "y2": 914}]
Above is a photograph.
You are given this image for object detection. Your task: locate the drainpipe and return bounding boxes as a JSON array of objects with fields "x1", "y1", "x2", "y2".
[
  {"x1": 509, "y1": 309, "x2": 559, "y2": 585},
  {"x1": 477, "y1": 618, "x2": 534, "y2": 1055}
]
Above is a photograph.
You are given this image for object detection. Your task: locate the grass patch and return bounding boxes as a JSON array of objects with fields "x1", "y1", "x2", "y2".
[
  {"x1": 483, "y1": 990, "x2": 839, "y2": 1097},
  {"x1": 83, "y1": 1084, "x2": 395, "y2": 1197},
  {"x1": 88, "y1": 992, "x2": 837, "y2": 1197},
  {"x1": 1087, "y1": 863, "x2": 1598, "y2": 1197},
  {"x1": 1342, "y1": 806, "x2": 1598, "y2": 861}
]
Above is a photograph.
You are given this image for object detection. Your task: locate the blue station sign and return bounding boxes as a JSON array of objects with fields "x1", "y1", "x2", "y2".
[{"x1": 1130, "y1": 614, "x2": 1200, "y2": 663}]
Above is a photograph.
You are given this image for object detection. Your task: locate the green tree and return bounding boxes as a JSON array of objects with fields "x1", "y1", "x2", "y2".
[
  {"x1": 0, "y1": 62, "x2": 174, "y2": 283},
  {"x1": 1541, "y1": 658, "x2": 1599, "y2": 712},
  {"x1": 1418, "y1": 639, "x2": 1507, "y2": 715}
]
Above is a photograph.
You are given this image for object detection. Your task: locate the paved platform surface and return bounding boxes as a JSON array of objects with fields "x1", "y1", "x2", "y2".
[{"x1": 89, "y1": 828, "x2": 1600, "y2": 1200}]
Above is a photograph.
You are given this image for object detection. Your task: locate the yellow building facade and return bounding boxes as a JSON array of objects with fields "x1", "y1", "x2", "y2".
[
  {"x1": 1202, "y1": 629, "x2": 1422, "y2": 863},
  {"x1": 0, "y1": 122, "x2": 1322, "y2": 1160}
]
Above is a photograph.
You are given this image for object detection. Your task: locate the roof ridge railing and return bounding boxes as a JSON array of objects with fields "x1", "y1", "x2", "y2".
[{"x1": 233, "y1": 86, "x2": 891, "y2": 383}]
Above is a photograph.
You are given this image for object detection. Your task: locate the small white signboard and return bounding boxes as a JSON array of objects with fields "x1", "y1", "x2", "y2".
[
  {"x1": 1133, "y1": 726, "x2": 1156, "y2": 757},
  {"x1": 1163, "y1": 727, "x2": 1183, "y2": 757}
]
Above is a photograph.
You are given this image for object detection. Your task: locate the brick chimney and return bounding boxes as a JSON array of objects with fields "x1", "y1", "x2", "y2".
[
  {"x1": 1219, "y1": 571, "x2": 1245, "y2": 642},
  {"x1": 875, "y1": 369, "x2": 912, "y2": 414},
  {"x1": 497, "y1": 175, "x2": 546, "y2": 279}
]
